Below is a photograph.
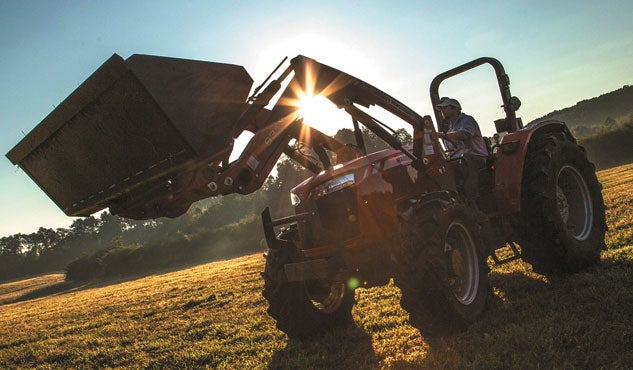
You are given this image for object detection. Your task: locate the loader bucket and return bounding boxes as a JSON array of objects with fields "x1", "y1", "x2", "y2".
[{"x1": 6, "y1": 54, "x2": 253, "y2": 217}]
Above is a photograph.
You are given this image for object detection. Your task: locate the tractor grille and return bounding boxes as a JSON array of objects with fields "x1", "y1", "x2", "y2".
[{"x1": 315, "y1": 187, "x2": 360, "y2": 240}]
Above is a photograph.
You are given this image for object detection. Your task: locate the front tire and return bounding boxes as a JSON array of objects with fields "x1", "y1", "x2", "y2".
[
  {"x1": 394, "y1": 200, "x2": 490, "y2": 334},
  {"x1": 521, "y1": 133, "x2": 606, "y2": 274},
  {"x1": 261, "y1": 232, "x2": 355, "y2": 339}
]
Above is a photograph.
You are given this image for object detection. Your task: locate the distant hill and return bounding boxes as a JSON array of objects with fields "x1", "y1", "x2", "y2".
[
  {"x1": 528, "y1": 85, "x2": 633, "y2": 135},
  {"x1": 525, "y1": 84, "x2": 633, "y2": 170}
]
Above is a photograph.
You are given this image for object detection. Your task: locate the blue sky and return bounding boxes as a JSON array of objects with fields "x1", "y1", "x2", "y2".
[{"x1": 1, "y1": 0, "x2": 632, "y2": 236}]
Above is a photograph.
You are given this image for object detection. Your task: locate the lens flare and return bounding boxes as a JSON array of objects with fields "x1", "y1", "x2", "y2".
[
  {"x1": 285, "y1": 59, "x2": 353, "y2": 136},
  {"x1": 347, "y1": 277, "x2": 361, "y2": 290}
]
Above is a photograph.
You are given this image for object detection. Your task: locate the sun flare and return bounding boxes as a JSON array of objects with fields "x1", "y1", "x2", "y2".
[
  {"x1": 296, "y1": 92, "x2": 351, "y2": 136},
  {"x1": 297, "y1": 93, "x2": 333, "y2": 124}
]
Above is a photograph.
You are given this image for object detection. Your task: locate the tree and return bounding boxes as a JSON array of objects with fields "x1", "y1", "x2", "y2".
[
  {"x1": 69, "y1": 216, "x2": 100, "y2": 236},
  {"x1": 394, "y1": 128, "x2": 413, "y2": 145},
  {"x1": 0, "y1": 235, "x2": 21, "y2": 255}
]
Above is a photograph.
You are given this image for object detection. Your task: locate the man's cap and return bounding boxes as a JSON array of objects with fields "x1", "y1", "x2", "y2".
[{"x1": 435, "y1": 97, "x2": 461, "y2": 110}]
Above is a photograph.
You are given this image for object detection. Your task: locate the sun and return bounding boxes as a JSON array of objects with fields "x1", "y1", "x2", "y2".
[
  {"x1": 255, "y1": 32, "x2": 379, "y2": 136},
  {"x1": 296, "y1": 91, "x2": 352, "y2": 136}
]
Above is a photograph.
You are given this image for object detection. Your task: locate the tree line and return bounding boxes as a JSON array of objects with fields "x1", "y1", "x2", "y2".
[{"x1": 576, "y1": 114, "x2": 633, "y2": 170}]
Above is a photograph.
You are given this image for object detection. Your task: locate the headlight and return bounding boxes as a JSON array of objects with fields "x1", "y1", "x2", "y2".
[
  {"x1": 314, "y1": 173, "x2": 355, "y2": 198},
  {"x1": 290, "y1": 192, "x2": 301, "y2": 206}
]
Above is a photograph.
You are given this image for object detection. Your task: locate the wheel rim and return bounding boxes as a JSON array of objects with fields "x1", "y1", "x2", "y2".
[
  {"x1": 444, "y1": 222, "x2": 479, "y2": 305},
  {"x1": 305, "y1": 280, "x2": 345, "y2": 313},
  {"x1": 556, "y1": 165, "x2": 593, "y2": 241}
]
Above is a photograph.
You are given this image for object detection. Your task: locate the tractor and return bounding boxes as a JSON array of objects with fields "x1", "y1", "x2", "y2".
[{"x1": 7, "y1": 54, "x2": 606, "y2": 338}]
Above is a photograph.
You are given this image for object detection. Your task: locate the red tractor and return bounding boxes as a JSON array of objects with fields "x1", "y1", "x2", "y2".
[{"x1": 7, "y1": 54, "x2": 606, "y2": 338}]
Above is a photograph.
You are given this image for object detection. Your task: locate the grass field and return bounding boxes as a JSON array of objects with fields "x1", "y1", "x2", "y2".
[{"x1": 1, "y1": 163, "x2": 632, "y2": 369}]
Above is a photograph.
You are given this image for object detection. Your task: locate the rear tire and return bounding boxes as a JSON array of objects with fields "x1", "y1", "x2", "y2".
[
  {"x1": 520, "y1": 133, "x2": 606, "y2": 274},
  {"x1": 261, "y1": 228, "x2": 355, "y2": 339},
  {"x1": 394, "y1": 200, "x2": 490, "y2": 334}
]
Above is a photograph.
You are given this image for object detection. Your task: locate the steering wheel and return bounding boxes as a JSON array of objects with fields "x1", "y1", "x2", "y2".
[{"x1": 440, "y1": 136, "x2": 462, "y2": 158}]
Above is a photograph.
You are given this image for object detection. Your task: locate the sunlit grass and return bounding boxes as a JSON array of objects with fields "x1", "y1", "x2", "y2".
[
  {"x1": 601, "y1": 163, "x2": 633, "y2": 249},
  {"x1": 0, "y1": 163, "x2": 631, "y2": 368}
]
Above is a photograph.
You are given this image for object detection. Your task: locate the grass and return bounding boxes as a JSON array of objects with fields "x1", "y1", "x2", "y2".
[
  {"x1": 0, "y1": 273, "x2": 65, "y2": 305},
  {"x1": 1, "y1": 163, "x2": 632, "y2": 369}
]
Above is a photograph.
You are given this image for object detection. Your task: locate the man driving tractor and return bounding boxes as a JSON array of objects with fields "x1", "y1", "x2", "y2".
[{"x1": 436, "y1": 97, "x2": 488, "y2": 203}]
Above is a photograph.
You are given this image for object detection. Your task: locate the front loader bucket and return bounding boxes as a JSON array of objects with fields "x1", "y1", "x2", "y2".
[{"x1": 6, "y1": 54, "x2": 253, "y2": 217}]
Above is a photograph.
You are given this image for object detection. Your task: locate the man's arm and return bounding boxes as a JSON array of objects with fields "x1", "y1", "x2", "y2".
[{"x1": 438, "y1": 130, "x2": 468, "y2": 141}]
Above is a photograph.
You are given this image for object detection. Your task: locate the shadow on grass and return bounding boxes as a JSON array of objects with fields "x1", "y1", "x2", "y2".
[
  {"x1": 267, "y1": 325, "x2": 378, "y2": 370},
  {"x1": 8, "y1": 281, "x2": 88, "y2": 304},
  {"x1": 391, "y1": 255, "x2": 633, "y2": 368},
  {"x1": 3, "y1": 254, "x2": 248, "y2": 305}
]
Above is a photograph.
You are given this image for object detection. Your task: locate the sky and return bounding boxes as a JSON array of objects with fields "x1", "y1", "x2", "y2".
[{"x1": 1, "y1": 0, "x2": 632, "y2": 237}]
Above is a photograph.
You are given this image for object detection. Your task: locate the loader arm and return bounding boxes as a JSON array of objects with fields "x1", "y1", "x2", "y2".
[
  {"x1": 8, "y1": 54, "x2": 430, "y2": 220},
  {"x1": 201, "y1": 54, "x2": 434, "y2": 197}
]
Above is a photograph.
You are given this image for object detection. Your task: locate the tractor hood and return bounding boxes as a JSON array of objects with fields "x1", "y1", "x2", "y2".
[{"x1": 289, "y1": 146, "x2": 412, "y2": 204}]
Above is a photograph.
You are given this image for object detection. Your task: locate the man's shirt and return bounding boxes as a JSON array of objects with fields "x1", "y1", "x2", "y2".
[{"x1": 446, "y1": 112, "x2": 489, "y2": 157}]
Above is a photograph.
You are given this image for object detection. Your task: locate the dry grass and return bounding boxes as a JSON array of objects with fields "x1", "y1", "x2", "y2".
[{"x1": 1, "y1": 163, "x2": 632, "y2": 369}]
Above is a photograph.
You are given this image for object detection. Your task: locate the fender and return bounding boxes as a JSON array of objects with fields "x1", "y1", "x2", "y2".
[{"x1": 493, "y1": 120, "x2": 574, "y2": 214}]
